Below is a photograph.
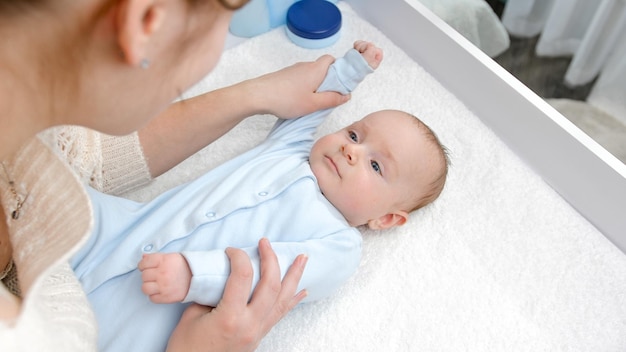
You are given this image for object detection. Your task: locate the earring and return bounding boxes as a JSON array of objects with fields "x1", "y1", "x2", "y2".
[{"x1": 140, "y1": 59, "x2": 151, "y2": 69}]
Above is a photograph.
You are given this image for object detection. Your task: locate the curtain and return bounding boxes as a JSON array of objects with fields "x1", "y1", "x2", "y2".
[
  {"x1": 418, "y1": 0, "x2": 510, "y2": 57},
  {"x1": 501, "y1": 0, "x2": 626, "y2": 124}
]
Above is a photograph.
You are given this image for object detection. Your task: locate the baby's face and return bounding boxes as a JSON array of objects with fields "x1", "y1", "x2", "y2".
[{"x1": 310, "y1": 110, "x2": 436, "y2": 228}]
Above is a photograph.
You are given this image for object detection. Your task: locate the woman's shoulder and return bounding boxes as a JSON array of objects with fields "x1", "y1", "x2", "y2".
[{"x1": 1, "y1": 138, "x2": 97, "y2": 350}]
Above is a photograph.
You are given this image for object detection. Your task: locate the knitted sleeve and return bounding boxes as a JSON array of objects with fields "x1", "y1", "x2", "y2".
[
  {"x1": 99, "y1": 133, "x2": 153, "y2": 195},
  {"x1": 39, "y1": 126, "x2": 153, "y2": 196}
]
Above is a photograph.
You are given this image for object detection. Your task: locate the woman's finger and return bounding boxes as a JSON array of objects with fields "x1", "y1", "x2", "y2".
[
  {"x1": 216, "y1": 247, "x2": 254, "y2": 315},
  {"x1": 248, "y1": 238, "x2": 282, "y2": 318},
  {"x1": 264, "y1": 254, "x2": 308, "y2": 329}
]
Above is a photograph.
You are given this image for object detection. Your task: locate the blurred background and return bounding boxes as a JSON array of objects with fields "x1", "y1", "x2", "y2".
[{"x1": 420, "y1": 0, "x2": 626, "y2": 164}]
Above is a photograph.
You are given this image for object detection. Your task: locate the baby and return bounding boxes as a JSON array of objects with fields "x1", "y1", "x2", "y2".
[{"x1": 71, "y1": 40, "x2": 449, "y2": 352}]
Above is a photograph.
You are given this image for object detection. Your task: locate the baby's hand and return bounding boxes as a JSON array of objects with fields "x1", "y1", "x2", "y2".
[
  {"x1": 354, "y1": 40, "x2": 383, "y2": 70},
  {"x1": 138, "y1": 252, "x2": 192, "y2": 304}
]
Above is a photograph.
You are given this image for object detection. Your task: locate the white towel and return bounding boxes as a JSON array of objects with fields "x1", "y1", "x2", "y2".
[{"x1": 127, "y1": 3, "x2": 626, "y2": 351}]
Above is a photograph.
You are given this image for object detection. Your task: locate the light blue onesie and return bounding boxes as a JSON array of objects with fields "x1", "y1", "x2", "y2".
[{"x1": 71, "y1": 48, "x2": 373, "y2": 352}]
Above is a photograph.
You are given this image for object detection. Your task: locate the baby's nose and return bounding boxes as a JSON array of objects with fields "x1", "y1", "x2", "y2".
[{"x1": 342, "y1": 144, "x2": 358, "y2": 164}]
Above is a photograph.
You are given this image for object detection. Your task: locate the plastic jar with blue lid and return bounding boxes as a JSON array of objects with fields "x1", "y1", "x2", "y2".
[{"x1": 286, "y1": 0, "x2": 342, "y2": 49}]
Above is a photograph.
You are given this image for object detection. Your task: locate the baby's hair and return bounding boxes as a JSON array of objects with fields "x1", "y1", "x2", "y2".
[{"x1": 403, "y1": 112, "x2": 451, "y2": 212}]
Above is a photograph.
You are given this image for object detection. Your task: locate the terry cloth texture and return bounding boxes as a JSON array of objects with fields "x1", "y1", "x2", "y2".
[{"x1": 125, "y1": 2, "x2": 626, "y2": 351}]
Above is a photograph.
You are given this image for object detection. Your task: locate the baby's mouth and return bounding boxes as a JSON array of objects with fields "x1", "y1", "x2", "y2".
[{"x1": 326, "y1": 156, "x2": 340, "y2": 178}]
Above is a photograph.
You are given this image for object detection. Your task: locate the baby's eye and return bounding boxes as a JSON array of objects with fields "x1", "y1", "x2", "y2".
[
  {"x1": 371, "y1": 160, "x2": 382, "y2": 175},
  {"x1": 348, "y1": 131, "x2": 358, "y2": 142}
]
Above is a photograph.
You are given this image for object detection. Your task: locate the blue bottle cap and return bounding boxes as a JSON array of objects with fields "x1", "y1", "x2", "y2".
[{"x1": 286, "y1": 0, "x2": 342, "y2": 40}]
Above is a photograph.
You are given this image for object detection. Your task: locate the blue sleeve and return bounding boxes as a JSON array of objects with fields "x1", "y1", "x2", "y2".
[
  {"x1": 267, "y1": 48, "x2": 375, "y2": 143},
  {"x1": 180, "y1": 227, "x2": 362, "y2": 306}
]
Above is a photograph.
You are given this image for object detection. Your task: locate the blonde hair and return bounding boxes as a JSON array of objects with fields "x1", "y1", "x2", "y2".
[{"x1": 405, "y1": 113, "x2": 451, "y2": 212}]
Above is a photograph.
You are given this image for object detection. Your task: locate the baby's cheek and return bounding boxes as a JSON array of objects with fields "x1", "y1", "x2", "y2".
[{"x1": 346, "y1": 183, "x2": 372, "y2": 209}]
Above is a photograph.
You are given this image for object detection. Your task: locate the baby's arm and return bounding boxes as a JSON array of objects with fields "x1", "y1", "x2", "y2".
[
  {"x1": 267, "y1": 40, "x2": 382, "y2": 140},
  {"x1": 138, "y1": 253, "x2": 192, "y2": 303}
]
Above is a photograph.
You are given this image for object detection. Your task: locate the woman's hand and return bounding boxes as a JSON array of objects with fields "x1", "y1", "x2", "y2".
[
  {"x1": 166, "y1": 238, "x2": 308, "y2": 352},
  {"x1": 247, "y1": 54, "x2": 351, "y2": 119}
]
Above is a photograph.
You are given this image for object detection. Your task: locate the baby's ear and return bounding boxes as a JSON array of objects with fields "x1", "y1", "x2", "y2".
[{"x1": 367, "y1": 211, "x2": 408, "y2": 230}]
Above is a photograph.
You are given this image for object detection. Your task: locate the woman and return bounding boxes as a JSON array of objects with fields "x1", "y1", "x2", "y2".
[{"x1": 0, "y1": 0, "x2": 349, "y2": 350}]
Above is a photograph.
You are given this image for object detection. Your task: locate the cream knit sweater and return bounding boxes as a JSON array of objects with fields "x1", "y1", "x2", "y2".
[{"x1": 0, "y1": 127, "x2": 152, "y2": 351}]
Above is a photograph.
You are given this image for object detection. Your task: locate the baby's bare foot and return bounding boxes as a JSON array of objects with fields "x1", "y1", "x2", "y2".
[{"x1": 354, "y1": 40, "x2": 383, "y2": 70}]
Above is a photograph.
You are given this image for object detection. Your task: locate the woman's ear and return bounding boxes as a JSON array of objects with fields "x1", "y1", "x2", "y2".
[
  {"x1": 367, "y1": 211, "x2": 408, "y2": 230},
  {"x1": 116, "y1": 0, "x2": 166, "y2": 67}
]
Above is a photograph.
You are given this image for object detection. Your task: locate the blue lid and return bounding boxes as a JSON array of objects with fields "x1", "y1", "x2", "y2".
[{"x1": 286, "y1": 0, "x2": 342, "y2": 40}]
